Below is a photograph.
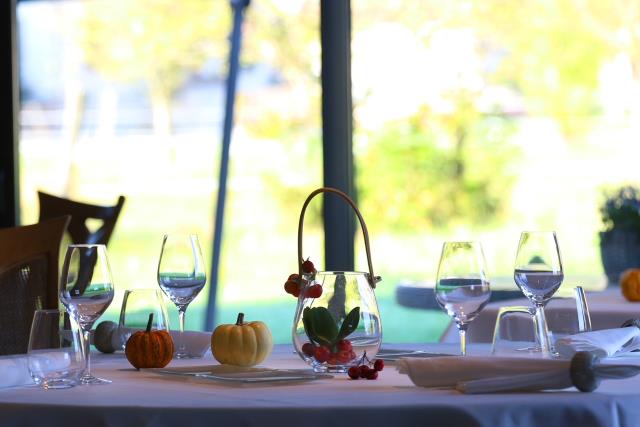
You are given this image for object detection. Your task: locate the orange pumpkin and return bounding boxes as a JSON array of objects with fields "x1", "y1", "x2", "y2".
[
  {"x1": 125, "y1": 313, "x2": 174, "y2": 369},
  {"x1": 620, "y1": 268, "x2": 640, "y2": 302}
]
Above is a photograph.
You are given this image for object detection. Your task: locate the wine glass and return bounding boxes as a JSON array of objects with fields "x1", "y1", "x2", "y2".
[
  {"x1": 59, "y1": 244, "x2": 114, "y2": 385},
  {"x1": 435, "y1": 241, "x2": 491, "y2": 355},
  {"x1": 157, "y1": 234, "x2": 206, "y2": 359},
  {"x1": 513, "y1": 231, "x2": 564, "y2": 357}
]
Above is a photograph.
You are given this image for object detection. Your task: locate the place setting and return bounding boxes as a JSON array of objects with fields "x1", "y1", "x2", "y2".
[{"x1": 396, "y1": 230, "x2": 640, "y2": 394}]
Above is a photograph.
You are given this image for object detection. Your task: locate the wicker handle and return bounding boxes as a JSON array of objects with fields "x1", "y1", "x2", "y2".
[{"x1": 297, "y1": 187, "x2": 381, "y2": 288}]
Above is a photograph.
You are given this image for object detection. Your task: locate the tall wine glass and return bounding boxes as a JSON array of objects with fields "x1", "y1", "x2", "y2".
[
  {"x1": 514, "y1": 231, "x2": 564, "y2": 357},
  {"x1": 157, "y1": 234, "x2": 206, "y2": 359},
  {"x1": 435, "y1": 241, "x2": 491, "y2": 355},
  {"x1": 60, "y1": 244, "x2": 114, "y2": 385}
]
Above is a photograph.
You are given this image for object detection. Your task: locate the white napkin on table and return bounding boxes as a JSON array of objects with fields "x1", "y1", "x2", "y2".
[
  {"x1": 555, "y1": 327, "x2": 640, "y2": 358},
  {"x1": 396, "y1": 356, "x2": 567, "y2": 388},
  {"x1": 0, "y1": 352, "x2": 71, "y2": 389},
  {"x1": 0, "y1": 356, "x2": 33, "y2": 388}
]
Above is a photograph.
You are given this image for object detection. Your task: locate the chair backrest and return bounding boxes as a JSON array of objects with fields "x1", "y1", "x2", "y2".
[
  {"x1": 38, "y1": 191, "x2": 125, "y2": 246},
  {"x1": 0, "y1": 216, "x2": 70, "y2": 355}
]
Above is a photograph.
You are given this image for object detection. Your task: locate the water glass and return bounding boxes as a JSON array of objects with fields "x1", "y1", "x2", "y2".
[
  {"x1": 435, "y1": 241, "x2": 491, "y2": 355},
  {"x1": 28, "y1": 309, "x2": 83, "y2": 389},
  {"x1": 118, "y1": 289, "x2": 170, "y2": 350},
  {"x1": 491, "y1": 306, "x2": 537, "y2": 355},
  {"x1": 491, "y1": 286, "x2": 591, "y2": 355}
]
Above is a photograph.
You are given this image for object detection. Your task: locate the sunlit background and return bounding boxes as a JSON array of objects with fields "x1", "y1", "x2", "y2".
[{"x1": 17, "y1": 0, "x2": 640, "y2": 343}]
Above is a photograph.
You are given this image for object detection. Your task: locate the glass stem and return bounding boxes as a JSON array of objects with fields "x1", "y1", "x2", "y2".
[
  {"x1": 178, "y1": 308, "x2": 187, "y2": 353},
  {"x1": 82, "y1": 328, "x2": 91, "y2": 376},
  {"x1": 534, "y1": 304, "x2": 552, "y2": 357},
  {"x1": 457, "y1": 323, "x2": 468, "y2": 356}
]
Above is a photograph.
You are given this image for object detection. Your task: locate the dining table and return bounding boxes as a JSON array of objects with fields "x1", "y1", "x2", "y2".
[{"x1": 2, "y1": 342, "x2": 640, "y2": 427}]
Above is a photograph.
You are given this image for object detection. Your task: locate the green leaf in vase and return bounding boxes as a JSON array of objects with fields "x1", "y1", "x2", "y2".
[
  {"x1": 302, "y1": 307, "x2": 317, "y2": 344},
  {"x1": 306, "y1": 307, "x2": 338, "y2": 346},
  {"x1": 337, "y1": 307, "x2": 360, "y2": 341}
]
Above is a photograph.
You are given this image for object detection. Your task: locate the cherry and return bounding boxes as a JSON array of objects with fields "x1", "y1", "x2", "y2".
[
  {"x1": 305, "y1": 284, "x2": 323, "y2": 299},
  {"x1": 301, "y1": 258, "x2": 315, "y2": 274},
  {"x1": 327, "y1": 356, "x2": 340, "y2": 366},
  {"x1": 288, "y1": 273, "x2": 301, "y2": 281},
  {"x1": 336, "y1": 350, "x2": 353, "y2": 363},
  {"x1": 301, "y1": 342, "x2": 315, "y2": 357},
  {"x1": 358, "y1": 365, "x2": 370, "y2": 379},
  {"x1": 284, "y1": 280, "x2": 299, "y2": 295},
  {"x1": 347, "y1": 366, "x2": 360, "y2": 380},
  {"x1": 337, "y1": 339, "x2": 352, "y2": 352},
  {"x1": 373, "y1": 359, "x2": 384, "y2": 372},
  {"x1": 366, "y1": 370, "x2": 378, "y2": 380},
  {"x1": 314, "y1": 346, "x2": 331, "y2": 363}
]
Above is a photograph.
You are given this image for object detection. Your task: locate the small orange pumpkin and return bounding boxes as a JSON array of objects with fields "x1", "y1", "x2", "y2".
[
  {"x1": 620, "y1": 268, "x2": 640, "y2": 302},
  {"x1": 125, "y1": 313, "x2": 174, "y2": 369}
]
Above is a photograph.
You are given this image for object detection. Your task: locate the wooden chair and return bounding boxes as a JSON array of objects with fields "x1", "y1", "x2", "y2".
[
  {"x1": 38, "y1": 191, "x2": 125, "y2": 246},
  {"x1": 0, "y1": 216, "x2": 70, "y2": 355}
]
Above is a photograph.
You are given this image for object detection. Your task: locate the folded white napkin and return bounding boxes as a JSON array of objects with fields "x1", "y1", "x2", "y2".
[
  {"x1": 0, "y1": 356, "x2": 33, "y2": 388},
  {"x1": 397, "y1": 356, "x2": 566, "y2": 388},
  {"x1": 0, "y1": 352, "x2": 71, "y2": 389},
  {"x1": 555, "y1": 327, "x2": 640, "y2": 358}
]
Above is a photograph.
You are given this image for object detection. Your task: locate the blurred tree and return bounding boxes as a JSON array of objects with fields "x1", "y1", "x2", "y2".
[
  {"x1": 473, "y1": 0, "x2": 640, "y2": 138},
  {"x1": 78, "y1": 0, "x2": 229, "y2": 136},
  {"x1": 357, "y1": 96, "x2": 517, "y2": 232}
]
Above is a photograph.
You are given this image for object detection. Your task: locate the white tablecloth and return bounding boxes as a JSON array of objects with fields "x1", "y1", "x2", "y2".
[
  {"x1": 442, "y1": 289, "x2": 640, "y2": 343},
  {"x1": 2, "y1": 344, "x2": 640, "y2": 427}
]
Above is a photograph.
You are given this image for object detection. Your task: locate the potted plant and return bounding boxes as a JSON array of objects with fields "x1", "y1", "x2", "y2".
[{"x1": 599, "y1": 186, "x2": 640, "y2": 286}]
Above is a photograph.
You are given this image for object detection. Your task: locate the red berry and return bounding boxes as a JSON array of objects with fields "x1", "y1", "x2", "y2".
[
  {"x1": 301, "y1": 343, "x2": 315, "y2": 357},
  {"x1": 284, "y1": 280, "x2": 298, "y2": 294},
  {"x1": 327, "y1": 356, "x2": 340, "y2": 366},
  {"x1": 288, "y1": 273, "x2": 300, "y2": 281},
  {"x1": 373, "y1": 359, "x2": 384, "y2": 372},
  {"x1": 337, "y1": 339, "x2": 352, "y2": 352},
  {"x1": 314, "y1": 346, "x2": 331, "y2": 363},
  {"x1": 301, "y1": 259, "x2": 315, "y2": 273},
  {"x1": 358, "y1": 365, "x2": 370, "y2": 378},
  {"x1": 336, "y1": 350, "x2": 353, "y2": 363},
  {"x1": 347, "y1": 366, "x2": 360, "y2": 380},
  {"x1": 366, "y1": 370, "x2": 378, "y2": 380},
  {"x1": 305, "y1": 284, "x2": 323, "y2": 299}
]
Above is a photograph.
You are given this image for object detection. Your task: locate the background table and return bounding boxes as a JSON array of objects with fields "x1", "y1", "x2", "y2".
[
  {"x1": 2, "y1": 344, "x2": 640, "y2": 427},
  {"x1": 441, "y1": 289, "x2": 640, "y2": 343}
]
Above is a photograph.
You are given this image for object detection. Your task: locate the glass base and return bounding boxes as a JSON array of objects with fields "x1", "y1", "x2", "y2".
[
  {"x1": 174, "y1": 351, "x2": 203, "y2": 359},
  {"x1": 40, "y1": 378, "x2": 77, "y2": 390},
  {"x1": 80, "y1": 374, "x2": 111, "y2": 385},
  {"x1": 312, "y1": 364, "x2": 350, "y2": 374}
]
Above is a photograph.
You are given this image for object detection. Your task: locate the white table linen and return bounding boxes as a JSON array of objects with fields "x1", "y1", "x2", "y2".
[{"x1": 2, "y1": 344, "x2": 640, "y2": 427}]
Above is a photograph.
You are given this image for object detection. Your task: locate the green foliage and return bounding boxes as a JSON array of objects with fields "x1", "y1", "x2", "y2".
[
  {"x1": 78, "y1": 0, "x2": 229, "y2": 102},
  {"x1": 472, "y1": 0, "x2": 624, "y2": 138},
  {"x1": 357, "y1": 102, "x2": 518, "y2": 232},
  {"x1": 600, "y1": 186, "x2": 640, "y2": 233}
]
